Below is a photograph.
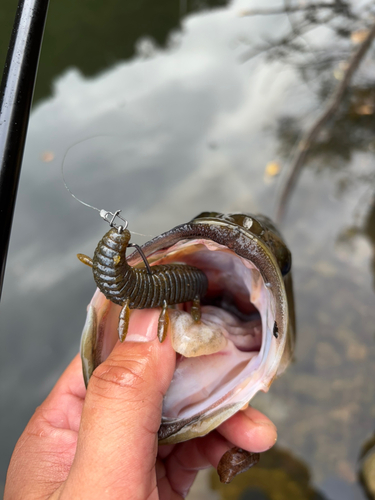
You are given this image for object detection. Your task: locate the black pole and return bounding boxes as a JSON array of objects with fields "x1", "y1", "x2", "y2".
[{"x1": 0, "y1": 0, "x2": 49, "y2": 300}]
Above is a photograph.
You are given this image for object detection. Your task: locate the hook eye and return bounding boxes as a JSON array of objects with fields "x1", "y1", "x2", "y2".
[{"x1": 100, "y1": 209, "x2": 128, "y2": 231}]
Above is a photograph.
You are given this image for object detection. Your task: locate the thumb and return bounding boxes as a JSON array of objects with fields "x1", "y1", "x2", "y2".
[{"x1": 61, "y1": 309, "x2": 176, "y2": 500}]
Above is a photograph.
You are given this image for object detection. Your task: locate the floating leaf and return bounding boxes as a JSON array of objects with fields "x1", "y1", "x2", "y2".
[
  {"x1": 351, "y1": 29, "x2": 369, "y2": 44},
  {"x1": 41, "y1": 151, "x2": 55, "y2": 162},
  {"x1": 265, "y1": 161, "x2": 281, "y2": 178}
]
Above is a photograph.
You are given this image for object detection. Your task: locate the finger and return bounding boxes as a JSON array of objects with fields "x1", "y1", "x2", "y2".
[
  {"x1": 162, "y1": 431, "x2": 229, "y2": 497},
  {"x1": 158, "y1": 443, "x2": 175, "y2": 459},
  {"x1": 41, "y1": 354, "x2": 86, "y2": 432},
  {"x1": 217, "y1": 406, "x2": 277, "y2": 452},
  {"x1": 61, "y1": 309, "x2": 176, "y2": 500},
  {"x1": 4, "y1": 355, "x2": 86, "y2": 499},
  {"x1": 156, "y1": 459, "x2": 193, "y2": 500},
  {"x1": 48, "y1": 353, "x2": 86, "y2": 400},
  {"x1": 161, "y1": 406, "x2": 277, "y2": 497}
]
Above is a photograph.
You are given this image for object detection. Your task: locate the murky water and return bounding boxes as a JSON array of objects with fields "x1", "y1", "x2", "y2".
[{"x1": 1, "y1": 0, "x2": 375, "y2": 498}]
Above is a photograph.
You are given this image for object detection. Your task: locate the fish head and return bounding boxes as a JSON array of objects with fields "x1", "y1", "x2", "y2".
[{"x1": 80, "y1": 212, "x2": 295, "y2": 444}]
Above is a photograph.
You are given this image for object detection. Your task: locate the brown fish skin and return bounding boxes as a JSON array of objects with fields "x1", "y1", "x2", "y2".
[{"x1": 217, "y1": 446, "x2": 260, "y2": 483}]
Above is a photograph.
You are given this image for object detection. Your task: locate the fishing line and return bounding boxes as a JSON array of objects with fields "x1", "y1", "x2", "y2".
[{"x1": 61, "y1": 134, "x2": 153, "y2": 237}]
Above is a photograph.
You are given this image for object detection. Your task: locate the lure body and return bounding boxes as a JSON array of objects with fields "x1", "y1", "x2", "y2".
[
  {"x1": 93, "y1": 228, "x2": 207, "y2": 308},
  {"x1": 79, "y1": 227, "x2": 208, "y2": 341}
]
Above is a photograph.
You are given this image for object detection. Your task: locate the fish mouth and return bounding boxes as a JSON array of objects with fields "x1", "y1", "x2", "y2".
[
  {"x1": 82, "y1": 216, "x2": 290, "y2": 444},
  {"x1": 143, "y1": 238, "x2": 284, "y2": 442}
]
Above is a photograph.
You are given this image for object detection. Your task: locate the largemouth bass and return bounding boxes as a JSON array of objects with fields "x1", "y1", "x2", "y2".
[{"x1": 79, "y1": 211, "x2": 295, "y2": 479}]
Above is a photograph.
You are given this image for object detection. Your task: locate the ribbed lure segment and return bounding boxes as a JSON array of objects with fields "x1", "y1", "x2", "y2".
[
  {"x1": 128, "y1": 265, "x2": 207, "y2": 309},
  {"x1": 92, "y1": 228, "x2": 133, "y2": 305},
  {"x1": 92, "y1": 228, "x2": 208, "y2": 310}
]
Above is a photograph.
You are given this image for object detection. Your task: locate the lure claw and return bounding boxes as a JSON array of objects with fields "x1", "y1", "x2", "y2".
[
  {"x1": 157, "y1": 300, "x2": 169, "y2": 343},
  {"x1": 118, "y1": 299, "x2": 130, "y2": 342}
]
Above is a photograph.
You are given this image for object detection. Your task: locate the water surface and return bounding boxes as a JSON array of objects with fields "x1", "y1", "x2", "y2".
[{"x1": 1, "y1": 1, "x2": 375, "y2": 498}]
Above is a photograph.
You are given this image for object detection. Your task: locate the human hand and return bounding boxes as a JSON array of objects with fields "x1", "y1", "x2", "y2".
[{"x1": 5, "y1": 310, "x2": 277, "y2": 500}]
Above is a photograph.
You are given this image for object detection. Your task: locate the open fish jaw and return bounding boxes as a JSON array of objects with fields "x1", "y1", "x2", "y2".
[
  {"x1": 148, "y1": 239, "x2": 287, "y2": 443},
  {"x1": 81, "y1": 213, "x2": 293, "y2": 444}
]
